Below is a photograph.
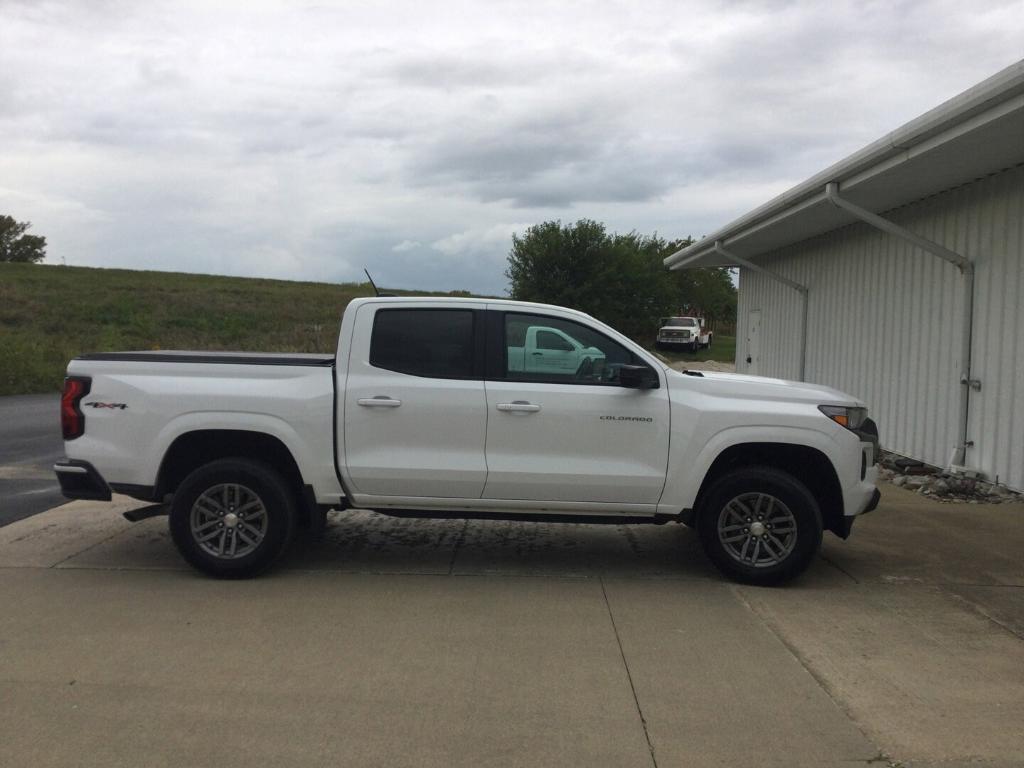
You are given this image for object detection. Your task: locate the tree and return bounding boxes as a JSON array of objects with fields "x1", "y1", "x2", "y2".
[
  {"x1": 505, "y1": 219, "x2": 735, "y2": 340},
  {"x1": 0, "y1": 216, "x2": 47, "y2": 263},
  {"x1": 666, "y1": 262, "x2": 737, "y2": 328}
]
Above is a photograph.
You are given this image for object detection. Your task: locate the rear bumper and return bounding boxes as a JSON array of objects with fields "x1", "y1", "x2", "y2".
[{"x1": 53, "y1": 460, "x2": 112, "y2": 501}]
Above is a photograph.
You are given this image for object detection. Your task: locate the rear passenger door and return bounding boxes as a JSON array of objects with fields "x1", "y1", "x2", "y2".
[{"x1": 341, "y1": 303, "x2": 488, "y2": 499}]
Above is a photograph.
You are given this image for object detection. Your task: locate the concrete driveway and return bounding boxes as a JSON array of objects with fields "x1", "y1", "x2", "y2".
[{"x1": 0, "y1": 486, "x2": 1021, "y2": 768}]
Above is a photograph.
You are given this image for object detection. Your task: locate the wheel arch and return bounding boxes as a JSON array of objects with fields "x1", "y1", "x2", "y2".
[
  {"x1": 156, "y1": 429, "x2": 314, "y2": 526},
  {"x1": 689, "y1": 441, "x2": 845, "y2": 537}
]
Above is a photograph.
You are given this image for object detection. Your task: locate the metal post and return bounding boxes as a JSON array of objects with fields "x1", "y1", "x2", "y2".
[{"x1": 825, "y1": 182, "x2": 977, "y2": 467}]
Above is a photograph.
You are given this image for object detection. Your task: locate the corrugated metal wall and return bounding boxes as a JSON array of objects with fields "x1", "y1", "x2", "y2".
[{"x1": 735, "y1": 163, "x2": 1024, "y2": 490}]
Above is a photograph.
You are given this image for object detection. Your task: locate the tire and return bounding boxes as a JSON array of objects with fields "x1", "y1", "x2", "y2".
[
  {"x1": 695, "y1": 466, "x2": 822, "y2": 585},
  {"x1": 169, "y1": 458, "x2": 297, "y2": 579}
]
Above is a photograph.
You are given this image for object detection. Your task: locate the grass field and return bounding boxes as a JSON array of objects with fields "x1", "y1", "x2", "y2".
[
  {"x1": 646, "y1": 335, "x2": 737, "y2": 366},
  {"x1": 0, "y1": 263, "x2": 469, "y2": 396},
  {"x1": 0, "y1": 263, "x2": 737, "y2": 395}
]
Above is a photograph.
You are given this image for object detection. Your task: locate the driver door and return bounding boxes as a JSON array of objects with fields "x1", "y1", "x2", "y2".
[{"x1": 482, "y1": 309, "x2": 671, "y2": 505}]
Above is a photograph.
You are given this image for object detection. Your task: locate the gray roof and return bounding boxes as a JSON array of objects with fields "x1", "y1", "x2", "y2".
[{"x1": 665, "y1": 59, "x2": 1024, "y2": 269}]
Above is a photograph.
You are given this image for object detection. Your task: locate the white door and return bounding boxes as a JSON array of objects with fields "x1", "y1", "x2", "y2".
[
  {"x1": 483, "y1": 310, "x2": 671, "y2": 505},
  {"x1": 341, "y1": 304, "x2": 488, "y2": 498},
  {"x1": 747, "y1": 310, "x2": 762, "y2": 375}
]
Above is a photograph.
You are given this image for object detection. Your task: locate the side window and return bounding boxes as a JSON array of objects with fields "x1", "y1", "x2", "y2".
[
  {"x1": 370, "y1": 309, "x2": 474, "y2": 378},
  {"x1": 504, "y1": 313, "x2": 646, "y2": 385},
  {"x1": 536, "y1": 329, "x2": 573, "y2": 351}
]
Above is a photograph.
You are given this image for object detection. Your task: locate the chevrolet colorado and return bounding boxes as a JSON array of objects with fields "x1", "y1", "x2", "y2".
[{"x1": 55, "y1": 297, "x2": 880, "y2": 583}]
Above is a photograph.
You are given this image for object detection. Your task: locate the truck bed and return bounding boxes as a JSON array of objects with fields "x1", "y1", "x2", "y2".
[{"x1": 62, "y1": 350, "x2": 343, "y2": 506}]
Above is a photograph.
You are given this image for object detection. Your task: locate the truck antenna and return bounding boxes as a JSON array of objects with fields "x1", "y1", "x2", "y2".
[
  {"x1": 363, "y1": 268, "x2": 395, "y2": 297},
  {"x1": 363, "y1": 268, "x2": 381, "y2": 297}
]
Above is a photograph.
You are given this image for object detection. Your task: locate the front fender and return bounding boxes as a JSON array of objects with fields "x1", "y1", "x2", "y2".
[{"x1": 657, "y1": 424, "x2": 842, "y2": 514}]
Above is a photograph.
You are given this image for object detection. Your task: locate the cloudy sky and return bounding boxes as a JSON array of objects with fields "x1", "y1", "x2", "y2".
[{"x1": 2, "y1": 1, "x2": 1022, "y2": 295}]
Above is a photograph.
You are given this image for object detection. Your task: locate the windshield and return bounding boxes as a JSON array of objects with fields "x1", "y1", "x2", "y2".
[{"x1": 666, "y1": 317, "x2": 697, "y2": 327}]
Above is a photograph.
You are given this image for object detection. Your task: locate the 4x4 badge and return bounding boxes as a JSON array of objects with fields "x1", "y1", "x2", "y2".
[{"x1": 84, "y1": 402, "x2": 128, "y2": 410}]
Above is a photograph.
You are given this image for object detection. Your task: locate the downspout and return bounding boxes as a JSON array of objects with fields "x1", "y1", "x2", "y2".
[
  {"x1": 713, "y1": 241, "x2": 809, "y2": 381},
  {"x1": 825, "y1": 182, "x2": 978, "y2": 468}
]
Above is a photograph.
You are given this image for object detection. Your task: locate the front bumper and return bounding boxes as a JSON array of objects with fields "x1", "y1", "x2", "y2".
[
  {"x1": 864, "y1": 487, "x2": 881, "y2": 513},
  {"x1": 834, "y1": 487, "x2": 880, "y2": 538},
  {"x1": 54, "y1": 460, "x2": 112, "y2": 501},
  {"x1": 854, "y1": 418, "x2": 881, "y2": 465},
  {"x1": 834, "y1": 419, "x2": 882, "y2": 539}
]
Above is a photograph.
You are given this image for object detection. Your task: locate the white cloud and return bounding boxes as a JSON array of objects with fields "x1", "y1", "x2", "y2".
[
  {"x1": 430, "y1": 223, "x2": 529, "y2": 258},
  {"x1": 0, "y1": 0, "x2": 1021, "y2": 294},
  {"x1": 391, "y1": 239, "x2": 421, "y2": 252}
]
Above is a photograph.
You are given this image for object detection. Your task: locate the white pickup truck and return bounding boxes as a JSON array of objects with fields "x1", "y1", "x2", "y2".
[
  {"x1": 656, "y1": 316, "x2": 712, "y2": 352},
  {"x1": 55, "y1": 297, "x2": 880, "y2": 584}
]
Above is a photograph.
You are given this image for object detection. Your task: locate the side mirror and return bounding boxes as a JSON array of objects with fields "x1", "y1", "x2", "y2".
[{"x1": 619, "y1": 364, "x2": 659, "y2": 389}]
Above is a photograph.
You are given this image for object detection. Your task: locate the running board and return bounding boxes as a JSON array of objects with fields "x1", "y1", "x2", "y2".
[
  {"x1": 123, "y1": 504, "x2": 168, "y2": 523},
  {"x1": 373, "y1": 508, "x2": 683, "y2": 525}
]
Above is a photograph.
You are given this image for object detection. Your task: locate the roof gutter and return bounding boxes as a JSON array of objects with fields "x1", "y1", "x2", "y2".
[{"x1": 664, "y1": 59, "x2": 1024, "y2": 270}]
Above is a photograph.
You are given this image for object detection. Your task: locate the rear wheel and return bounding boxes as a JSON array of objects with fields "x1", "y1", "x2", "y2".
[
  {"x1": 696, "y1": 466, "x2": 822, "y2": 585},
  {"x1": 169, "y1": 458, "x2": 296, "y2": 578}
]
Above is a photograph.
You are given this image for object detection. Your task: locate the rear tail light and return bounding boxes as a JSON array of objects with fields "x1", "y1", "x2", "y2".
[{"x1": 61, "y1": 376, "x2": 91, "y2": 440}]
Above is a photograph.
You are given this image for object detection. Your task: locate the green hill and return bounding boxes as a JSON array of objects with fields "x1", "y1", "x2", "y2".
[{"x1": 0, "y1": 263, "x2": 472, "y2": 395}]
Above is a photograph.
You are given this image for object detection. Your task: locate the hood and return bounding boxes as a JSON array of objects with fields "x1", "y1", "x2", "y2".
[{"x1": 669, "y1": 369, "x2": 865, "y2": 407}]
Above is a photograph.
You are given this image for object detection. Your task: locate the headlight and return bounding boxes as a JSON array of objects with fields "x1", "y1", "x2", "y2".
[{"x1": 818, "y1": 405, "x2": 868, "y2": 430}]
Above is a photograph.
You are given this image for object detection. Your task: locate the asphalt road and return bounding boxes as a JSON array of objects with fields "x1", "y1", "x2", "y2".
[{"x1": 0, "y1": 394, "x2": 65, "y2": 526}]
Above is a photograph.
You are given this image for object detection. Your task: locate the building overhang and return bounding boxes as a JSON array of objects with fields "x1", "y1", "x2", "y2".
[{"x1": 666, "y1": 59, "x2": 1024, "y2": 270}]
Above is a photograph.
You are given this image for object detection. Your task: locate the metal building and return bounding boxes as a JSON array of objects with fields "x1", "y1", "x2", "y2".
[{"x1": 665, "y1": 60, "x2": 1024, "y2": 491}]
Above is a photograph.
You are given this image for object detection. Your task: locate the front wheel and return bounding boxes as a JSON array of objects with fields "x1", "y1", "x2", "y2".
[
  {"x1": 169, "y1": 458, "x2": 297, "y2": 578},
  {"x1": 695, "y1": 466, "x2": 822, "y2": 585}
]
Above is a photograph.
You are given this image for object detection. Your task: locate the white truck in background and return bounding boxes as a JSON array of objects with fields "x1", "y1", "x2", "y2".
[
  {"x1": 656, "y1": 316, "x2": 713, "y2": 353},
  {"x1": 55, "y1": 297, "x2": 880, "y2": 584}
]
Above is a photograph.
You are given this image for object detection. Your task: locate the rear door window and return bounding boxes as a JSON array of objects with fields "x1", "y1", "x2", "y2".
[{"x1": 370, "y1": 309, "x2": 475, "y2": 379}]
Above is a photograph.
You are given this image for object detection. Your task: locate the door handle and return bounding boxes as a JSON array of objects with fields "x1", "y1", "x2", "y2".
[
  {"x1": 357, "y1": 396, "x2": 402, "y2": 407},
  {"x1": 531, "y1": 352, "x2": 543, "y2": 356},
  {"x1": 496, "y1": 401, "x2": 541, "y2": 413}
]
